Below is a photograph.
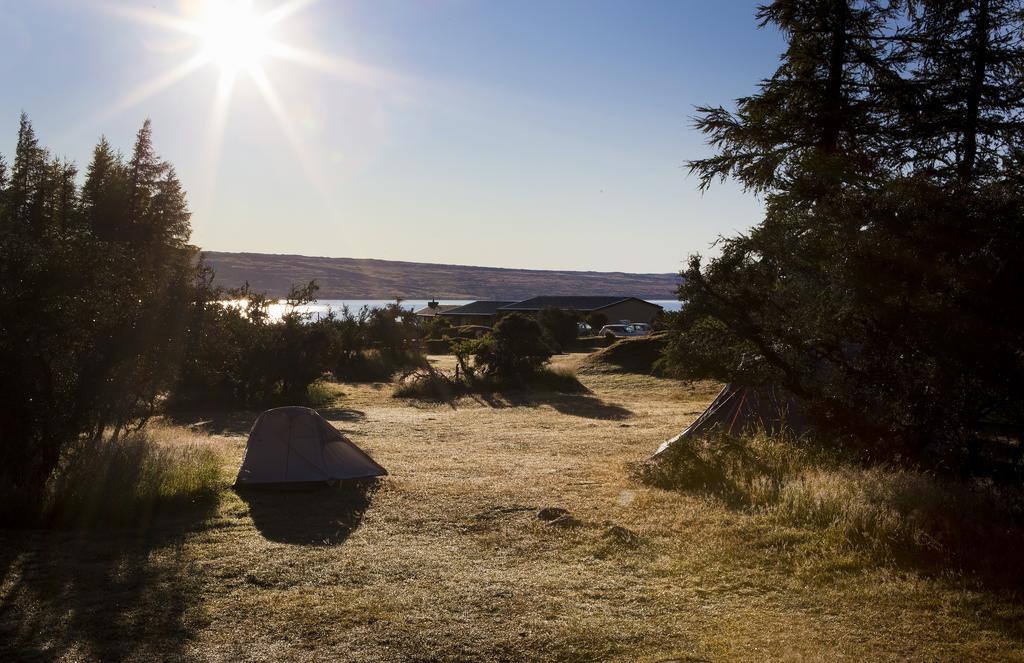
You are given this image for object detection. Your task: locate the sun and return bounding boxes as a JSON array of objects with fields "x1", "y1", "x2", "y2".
[
  {"x1": 198, "y1": 1, "x2": 273, "y2": 73},
  {"x1": 97, "y1": 0, "x2": 400, "y2": 195}
]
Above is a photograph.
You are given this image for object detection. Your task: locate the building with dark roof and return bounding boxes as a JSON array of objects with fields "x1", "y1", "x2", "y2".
[
  {"x1": 499, "y1": 296, "x2": 662, "y2": 324},
  {"x1": 438, "y1": 300, "x2": 518, "y2": 326},
  {"x1": 414, "y1": 303, "x2": 460, "y2": 319},
  {"x1": 436, "y1": 296, "x2": 663, "y2": 327}
]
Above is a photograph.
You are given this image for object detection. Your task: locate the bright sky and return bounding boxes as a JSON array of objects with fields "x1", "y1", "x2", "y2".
[{"x1": 1, "y1": 0, "x2": 783, "y2": 273}]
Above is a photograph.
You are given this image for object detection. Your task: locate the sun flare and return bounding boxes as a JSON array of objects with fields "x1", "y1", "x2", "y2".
[
  {"x1": 198, "y1": 1, "x2": 273, "y2": 73},
  {"x1": 97, "y1": 0, "x2": 398, "y2": 195}
]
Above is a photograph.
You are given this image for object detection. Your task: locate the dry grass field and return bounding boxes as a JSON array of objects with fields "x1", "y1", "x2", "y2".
[{"x1": 2, "y1": 354, "x2": 1023, "y2": 661}]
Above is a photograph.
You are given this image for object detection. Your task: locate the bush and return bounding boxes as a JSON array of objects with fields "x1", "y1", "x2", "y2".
[
  {"x1": 333, "y1": 349, "x2": 401, "y2": 382},
  {"x1": 423, "y1": 315, "x2": 452, "y2": 339},
  {"x1": 527, "y1": 364, "x2": 588, "y2": 393},
  {"x1": 586, "y1": 312, "x2": 608, "y2": 332},
  {"x1": 537, "y1": 307, "x2": 579, "y2": 350},
  {"x1": 580, "y1": 332, "x2": 669, "y2": 375},
  {"x1": 394, "y1": 363, "x2": 585, "y2": 400},
  {"x1": 325, "y1": 303, "x2": 424, "y2": 382},
  {"x1": 170, "y1": 286, "x2": 427, "y2": 409},
  {"x1": 393, "y1": 367, "x2": 466, "y2": 401},
  {"x1": 448, "y1": 325, "x2": 491, "y2": 340},
  {"x1": 171, "y1": 281, "x2": 331, "y2": 409},
  {"x1": 35, "y1": 426, "x2": 224, "y2": 528},
  {"x1": 424, "y1": 338, "x2": 451, "y2": 354},
  {"x1": 471, "y1": 313, "x2": 552, "y2": 384}
]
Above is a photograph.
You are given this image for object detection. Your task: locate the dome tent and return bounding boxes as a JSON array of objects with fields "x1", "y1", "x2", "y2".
[
  {"x1": 235, "y1": 407, "x2": 386, "y2": 486},
  {"x1": 652, "y1": 384, "x2": 806, "y2": 458}
]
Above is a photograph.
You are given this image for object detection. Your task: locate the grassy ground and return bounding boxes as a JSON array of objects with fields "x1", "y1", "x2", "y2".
[{"x1": 2, "y1": 354, "x2": 1023, "y2": 661}]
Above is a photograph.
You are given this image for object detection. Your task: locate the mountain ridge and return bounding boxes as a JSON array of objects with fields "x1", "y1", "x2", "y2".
[{"x1": 202, "y1": 251, "x2": 682, "y2": 300}]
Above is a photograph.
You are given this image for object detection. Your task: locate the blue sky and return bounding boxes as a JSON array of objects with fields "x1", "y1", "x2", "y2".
[{"x1": 1, "y1": 0, "x2": 783, "y2": 273}]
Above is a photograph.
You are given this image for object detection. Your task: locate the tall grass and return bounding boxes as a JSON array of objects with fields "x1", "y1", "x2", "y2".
[
  {"x1": 637, "y1": 431, "x2": 1024, "y2": 584},
  {"x1": 43, "y1": 425, "x2": 225, "y2": 528}
]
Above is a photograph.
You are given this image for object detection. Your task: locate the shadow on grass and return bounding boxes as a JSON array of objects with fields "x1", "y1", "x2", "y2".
[
  {"x1": 394, "y1": 370, "x2": 633, "y2": 420},
  {"x1": 0, "y1": 497, "x2": 219, "y2": 661},
  {"x1": 317, "y1": 407, "x2": 367, "y2": 423},
  {"x1": 478, "y1": 391, "x2": 633, "y2": 421},
  {"x1": 236, "y1": 478, "x2": 380, "y2": 546}
]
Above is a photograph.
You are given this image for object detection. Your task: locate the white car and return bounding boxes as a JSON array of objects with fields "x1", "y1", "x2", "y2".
[
  {"x1": 630, "y1": 322, "x2": 652, "y2": 336},
  {"x1": 598, "y1": 324, "x2": 636, "y2": 338},
  {"x1": 598, "y1": 322, "x2": 651, "y2": 338}
]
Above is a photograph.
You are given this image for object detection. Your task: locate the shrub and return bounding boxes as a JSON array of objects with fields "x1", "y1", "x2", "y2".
[
  {"x1": 170, "y1": 287, "x2": 427, "y2": 408},
  {"x1": 393, "y1": 367, "x2": 466, "y2": 401},
  {"x1": 448, "y1": 325, "x2": 491, "y2": 340},
  {"x1": 394, "y1": 363, "x2": 585, "y2": 400},
  {"x1": 586, "y1": 312, "x2": 608, "y2": 332},
  {"x1": 38, "y1": 425, "x2": 224, "y2": 528},
  {"x1": 528, "y1": 364, "x2": 588, "y2": 393},
  {"x1": 472, "y1": 313, "x2": 552, "y2": 384},
  {"x1": 327, "y1": 303, "x2": 423, "y2": 381},
  {"x1": 171, "y1": 281, "x2": 330, "y2": 409},
  {"x1": 333, "y1": 349, "x2": 400, "y2": 382},
  {"x1": 424, "y1": 338, "x2": 451, "y2": 354},
  {"x1": 423, "y1": 315, "x2": 452, "y2": 339},
  {"x1": 537, "y1": 307, "x2": 580, "y2": 350},
  {"x1": 580, "y1": 332, "x2": 669, "y2": 375}
]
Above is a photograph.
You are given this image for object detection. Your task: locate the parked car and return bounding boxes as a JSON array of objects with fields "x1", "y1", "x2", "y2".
[
  {"x1": 598, "y1": 322, "x2": 651, "y2": 339},
  {"x1": 577, "y1": 321, "x2": 594, "y2": 335},
  {"x1": 630, "y1": 322, "x2": 652, "y2": 336},
  {"x1": 598, "y1": 324, "x2": 635, "y2": 338}
]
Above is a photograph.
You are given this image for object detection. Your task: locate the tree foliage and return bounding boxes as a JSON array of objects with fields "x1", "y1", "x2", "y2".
[
  {"x1": 0, "y1": 115, "x2": 195, "y2": 519},
  {"x1": 170, "y1": 284, "x2": 425, "y2": 409},
  {"x1": 536, "y1": 307, "x2": 580, "y2": 350},
  {"x1": 670, "y1": 0, "x2": 1024, "y2": 465},
  {"x1": 467, "y1": 313, "x2": 553, "y2": 384}
]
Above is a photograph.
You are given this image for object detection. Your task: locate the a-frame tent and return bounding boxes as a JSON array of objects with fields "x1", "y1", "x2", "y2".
[
  {"x1": 235, "y1": 407, "x2": 387, "y2": 486},
  {"x1": 653, "y1": 384, "x2": 807, "y2": 458}
]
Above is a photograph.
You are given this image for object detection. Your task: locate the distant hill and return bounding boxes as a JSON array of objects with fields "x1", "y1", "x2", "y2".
[{"x1": 201, "y1": 251, "x2": 681, "y2": 300}]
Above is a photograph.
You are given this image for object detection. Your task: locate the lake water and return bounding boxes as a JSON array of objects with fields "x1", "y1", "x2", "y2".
[{"x1": 245, "y1": 299, "x2": 682, "y2": 321}]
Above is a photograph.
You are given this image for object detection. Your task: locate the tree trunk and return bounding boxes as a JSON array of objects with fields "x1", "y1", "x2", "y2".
[
  {"x1": 820, "y1": 0, "x2": 849, "y2": 154},
  {"x1": 960, "y1": 0, "x2": 989, "y2": 183}
]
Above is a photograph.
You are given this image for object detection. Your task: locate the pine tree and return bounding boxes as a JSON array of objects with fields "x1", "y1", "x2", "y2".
[
  {"x1": 907, "y1": 0, "x2": 1024, "y2": 185},
  {"x1": 1, "y1": 116, "x2": 197, "y2": 518},
  {"x1": 666, "y1": 0, "x2": 1024, "y2": 462},
  {"x1": 9, "y1": 113, "x2": 47, "y2": 232},
  {"x1": 38, "y1": 156, "x2": 78, "y2": 231},
  {"x1": 126, "y1": 118, "x2": 164, "y2": 242},
  {"x1": 150, "y1": 166, "x2": 191, "y2": 247},
  {"x1": 53, "y1": 158, "x2": 78, "y2": 230},
  {"x1": 0, "y1": 154, "x2": 8, "y2": 222},
  {"x1": 81, "y1": 136, "x2": 129, "y2": 241},
  {"x1": 687, "y1": 0, "x2": 905, "y2": 193}
]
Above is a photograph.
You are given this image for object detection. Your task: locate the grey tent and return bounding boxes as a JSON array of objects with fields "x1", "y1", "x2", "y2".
[
  {"x1": 653, "y1": 384, "x2": 806, "y2": 458},
  {"x1": 235, "y1": 407, "x2": 387, "y2": 486}
]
